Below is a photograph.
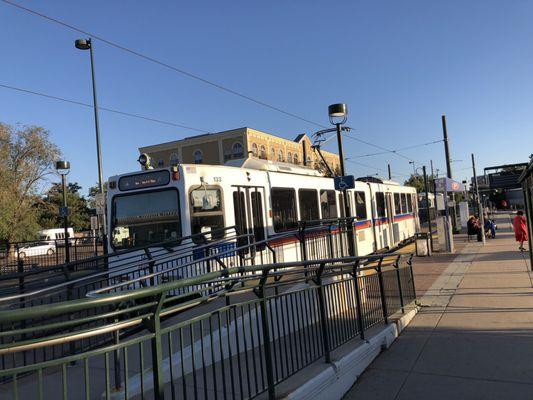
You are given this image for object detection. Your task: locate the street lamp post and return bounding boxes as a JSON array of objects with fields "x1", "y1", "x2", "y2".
[
  {"x1": 75, "y1": 38, "x2": 107, "y2": 252},
  {"x1": 56, "y1": 161, "x2": 71, "y2": 264},
  {"x1": 409, "y1": 161, "x2": 416, "y2": 175},
  {"x1": 328, "y1": 103, "x2": 357, "y2": 257}
]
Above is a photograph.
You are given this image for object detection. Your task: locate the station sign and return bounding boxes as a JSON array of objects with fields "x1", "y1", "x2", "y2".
[
  {"x1": 334, "y1": 175, "x2": 355, "y2": 191},
  {"x1": 434, "y1": 177, "x2": 465, "y2": 193}
]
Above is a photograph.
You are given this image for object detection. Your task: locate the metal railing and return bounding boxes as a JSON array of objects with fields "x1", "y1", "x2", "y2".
[
  {"x1": 0, "y1": 236, "x2": 103, "y2": 274},
  {"x1": 0, "y1": 226, "x2": 242, "y2": 304},
  {"x1": 0, "y1": 252, "x2": 415, "y2": 400}
]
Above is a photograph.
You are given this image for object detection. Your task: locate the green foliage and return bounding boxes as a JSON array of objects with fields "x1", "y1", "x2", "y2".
[
  {"x1": 404, "y1": 173, "x2": 434, "y2": 194},
  {"x1": 36, "y1": 182, "x2": 93, "y2": 231},
  {"x1": 0, "y1": 123, "x2": 60, "y2": 242}
]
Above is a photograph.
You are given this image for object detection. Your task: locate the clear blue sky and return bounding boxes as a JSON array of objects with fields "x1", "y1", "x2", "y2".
[{"x1": 1, "y1": 0, "x2": 532, "y2": 194}]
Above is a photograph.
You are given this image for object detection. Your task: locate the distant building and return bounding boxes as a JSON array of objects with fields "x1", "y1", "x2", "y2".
[{"x1": 138, "y1": 127, "x2": 341, "y2": 175}]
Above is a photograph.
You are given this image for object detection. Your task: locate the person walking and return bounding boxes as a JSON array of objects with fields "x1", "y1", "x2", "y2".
[{"x1": 513, "y1": 211, "x2": 528, "y2": 251}]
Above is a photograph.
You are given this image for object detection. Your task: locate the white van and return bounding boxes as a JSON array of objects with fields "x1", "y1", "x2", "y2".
[{"x1": 39, "y1": 228, "x2": 74, "y2": 243}]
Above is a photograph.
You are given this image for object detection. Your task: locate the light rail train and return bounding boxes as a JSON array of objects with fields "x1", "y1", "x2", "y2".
[{"x1": 106, "y1": 158, "x2": 419, "y2": 267}]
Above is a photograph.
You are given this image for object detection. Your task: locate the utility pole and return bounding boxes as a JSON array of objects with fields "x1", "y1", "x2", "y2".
[
  {"x1": 388, "y1": 164, "x2": 392, "y2": 180},
  {"x1": 422, "y1": 166, "x2": 434, "y2": 251},
  {"x1": 442, "y1": 115, "x2": 452, "y2": 179},
  {"x1": 471, "y1": 153, "x2": 486, "y2": 244}
]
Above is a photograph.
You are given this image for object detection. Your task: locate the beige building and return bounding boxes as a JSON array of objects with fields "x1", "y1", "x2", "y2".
[{"x1": 138, "y1": 127, "x2": 341, "y2": 176}]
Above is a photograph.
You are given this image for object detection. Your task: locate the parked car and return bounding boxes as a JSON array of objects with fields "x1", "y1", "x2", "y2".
[{"x1": 17, "y1": 242, "x2": 55, "y2": 259}]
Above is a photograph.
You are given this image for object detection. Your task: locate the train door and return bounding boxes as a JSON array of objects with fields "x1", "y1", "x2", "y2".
[
  {"x1": 231, "y1": 186, "x2": 267, "y2": 254},
  {"x1": 385, "y1": 192, "x2": 395, "y2": 248}
]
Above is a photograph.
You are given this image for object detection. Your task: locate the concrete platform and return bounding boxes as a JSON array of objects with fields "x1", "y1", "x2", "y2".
[{"x1": 345, "y1": 212, "x2": 533, "y2": 399}]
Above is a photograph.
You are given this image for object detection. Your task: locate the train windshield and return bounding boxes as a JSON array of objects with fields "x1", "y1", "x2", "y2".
[{"x1": 111, "y1": 189, "x2": 181, "y2": 249}]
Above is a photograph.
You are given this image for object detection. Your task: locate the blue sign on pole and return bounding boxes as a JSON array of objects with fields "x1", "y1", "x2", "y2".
[
  {"x1": 334, "y1": 175, "x2": 355, "y2": 190},
  {"x1": 59, "y1": 206, "x2": 69, "y2": 217},
  {"x1": 434, "y1": 177, "x2": 465, "y2": 193}
]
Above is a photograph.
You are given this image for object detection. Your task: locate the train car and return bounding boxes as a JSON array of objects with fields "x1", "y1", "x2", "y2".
[{"x1": 106, "y1": 158, "x2": 418, "y2": 271}]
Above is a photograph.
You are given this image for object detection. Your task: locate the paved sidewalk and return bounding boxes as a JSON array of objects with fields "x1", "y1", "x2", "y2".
[{"x1": 345, "y1": 213, "x2": 533, "y2": 400}]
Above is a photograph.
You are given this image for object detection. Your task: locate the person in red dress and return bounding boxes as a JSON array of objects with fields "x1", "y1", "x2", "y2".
[{"x1": 513, "y1": 211, "x2": 529, "y2": 251}]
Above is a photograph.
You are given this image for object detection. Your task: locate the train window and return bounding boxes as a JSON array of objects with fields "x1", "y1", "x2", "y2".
[
  {"x1": 375, "y1": 192, "x2": 386, "y2": 218},
  {"x1": 394, "y1": 193, "x2": 401, "y2": 215},
  {"x1": 406, "y1": 194, "x2": 413, "y2": 213},
  {"x1": 112, "y1": 189, "x2": 181, "y2": 250},
  {"x1": 299, "y1": 189, "x2": 319, "y2": 222},
  {"x1": 272, "y1": 188, "x2": 298, "y2": 232},
  {"x1": 190, "y1": 186, "x2": 225, "y2": 243},
  {"x1": 233, "y1": 191, "x2": 247, "y2": 236},
  {"x1": 401, "y1": 193, "x2": 408, "y2": 213},
  {"x1": 251, "y1": 191, "x2": 266, "y2": 243},
  {"x1": 338, "y1": 192, "x2": 353, "y2": 218},
  {"x1": 355, "y1": 191, "x2": 367, "y2": 220},
  {"x1": 320, "y1": 190, "x2": 337, "y2": 219}
]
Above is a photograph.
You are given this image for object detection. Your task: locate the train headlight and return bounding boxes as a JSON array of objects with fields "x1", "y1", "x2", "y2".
[{"x1": 138, "y1": 153, "x2": 152, "y2": 169}]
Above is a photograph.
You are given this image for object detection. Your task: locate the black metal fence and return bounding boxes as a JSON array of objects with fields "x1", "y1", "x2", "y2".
[
  {"x1": 0, "y1": 254, "x2": 415, "y2": 400},
  {"x1": 0, "y1": 237, "x2": 103, "y2": 274}
]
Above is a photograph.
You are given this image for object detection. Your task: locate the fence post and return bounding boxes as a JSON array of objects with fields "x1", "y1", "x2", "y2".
[
  {"x1": 394, "y1": 255, "x2": 405, "y2": 314},
  {"x1": 144, "y1": 248, "x2": 155, "y2": 287},
  {"x1": 351, "y1": 259, "x2": 366, "y2": 340},
  {"x1": 148, "y1": 293, "x2": 167, "y2": 400},
  {"x1": 299, "y1": 222, "x2": 308, "y2": 262},
  {"x1": 257, "y1": 268, "x2": 276, "y2": 400},
  {"x1": 315, "y1": 262, "x2": 331, "y2": 363},
  {"x1": 407, "y1": 254, "x2": 416, "y2": 299},
  {"x1": 327, "y1": 222, "x2": 335, "y2": 259},
  {"x1": 376, "y1": 258, "x2": 389, "y2": 325}
]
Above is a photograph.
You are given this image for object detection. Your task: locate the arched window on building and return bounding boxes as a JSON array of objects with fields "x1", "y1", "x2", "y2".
[
  {"x1": 260, "y1": 145, "x2": 267, "y2": 159},
  {"x1": 278, "y1": 149, "x2": 284, "y2": 162},
  {"x1": 194, "y1": 150, "x2": 203, "y2": 164},
  {"x1": 293, "y1": 153, "x2": 299, "y2": 165},
  {"x1": 232, "y1": 142, "x2": 244, "y2": 159},
  {"x1": 270, "y1": 147, "x2": 276, "y2": 160},
  {"x1": 287, "y1": 152, "x2": 293, "y2": 164},
  {"x1": 169, "y1": 153, "x2": 179, "y2": 165},
  {"x1": 251, "y1": 143, "x2": 258, "y2": 157}
]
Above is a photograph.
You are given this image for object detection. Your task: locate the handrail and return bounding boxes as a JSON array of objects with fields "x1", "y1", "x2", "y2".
[
  {"x1": 88, "y1": 220, "x2": 355, "y2": 296},
  {"x1": 0, "y1": 217, "x2": 359, "y2": 307},
  {"x1": 0, "y1": 225, "x2": 239, "y2": 281},
  {"x1": 0, "y1": 231, "x2": 248, "y2": 305},
  {"x1": 0, "y1": 248, "x2": 416, "y2": 399},
  {"x1": 0, "y1": 254, "x2": 391, "y2": 323}
]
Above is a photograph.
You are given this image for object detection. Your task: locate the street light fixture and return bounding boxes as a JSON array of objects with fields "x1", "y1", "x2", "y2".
[
  {"x1": 55, "y1": 160, "x2": 71, "y2": 264},
  {"x1": 409, "y1": 161, "x2": 416, "y2": 175},
  {"x1": 75, "y1": 37, "x2": 107, "y2": 252},
  {"x1": 327, "y1": 103, "x2": 358, "y2": 258}
]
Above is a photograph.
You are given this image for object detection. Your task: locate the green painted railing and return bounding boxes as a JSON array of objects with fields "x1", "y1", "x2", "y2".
[{"x1": 0, "y1": 252, "x2": 415, "y2": 400}]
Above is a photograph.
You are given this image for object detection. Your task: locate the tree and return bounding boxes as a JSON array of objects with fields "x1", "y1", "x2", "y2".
[
  {"x1": 404, "y1": 174, "x2": 426, "y2": 193},
  {"x1": 0, "y1": 123, "x2": 60, "y2": 242},
  {"x1": 36, "y1": 182, "x2": 93, "y2": 231}
]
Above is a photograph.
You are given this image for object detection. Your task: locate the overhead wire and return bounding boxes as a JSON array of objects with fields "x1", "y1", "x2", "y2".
[
  {"x1": 350, "y1": 139, "x2": 444, "y2": 158},
  {"x1": 3, "y1": 0, "x2": 430, "y2": 166},
  {"x1": 0, "y1": 83, "x2": 210, "y2": 133},
  {"x1": 1, "y1": 0, "x2": 324, "y2": 129}
]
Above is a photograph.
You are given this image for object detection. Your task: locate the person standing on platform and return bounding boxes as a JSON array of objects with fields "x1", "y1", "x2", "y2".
[{"x1": 513, "y1": 211, "x2": 528, "y2": 251}]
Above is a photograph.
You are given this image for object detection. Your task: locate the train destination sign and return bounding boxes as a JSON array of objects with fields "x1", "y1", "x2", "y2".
[
  {"x1": 334, "y1": 175, "x2": 355, "y2": 190},
  {"x1": 119, "y1": 170, "x2": 170, "y2": 191}
]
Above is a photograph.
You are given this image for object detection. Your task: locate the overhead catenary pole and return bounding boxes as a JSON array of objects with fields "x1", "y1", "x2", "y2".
[
  {"x1": 442, "y1": 115, "x2": 452, "y2": 179},
  {"x1": 471, "y1": 153, "x2": 486, "y2": 244},
  {"x1": 422, "y1": 166, "x2": 434, "y2": 251}
]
